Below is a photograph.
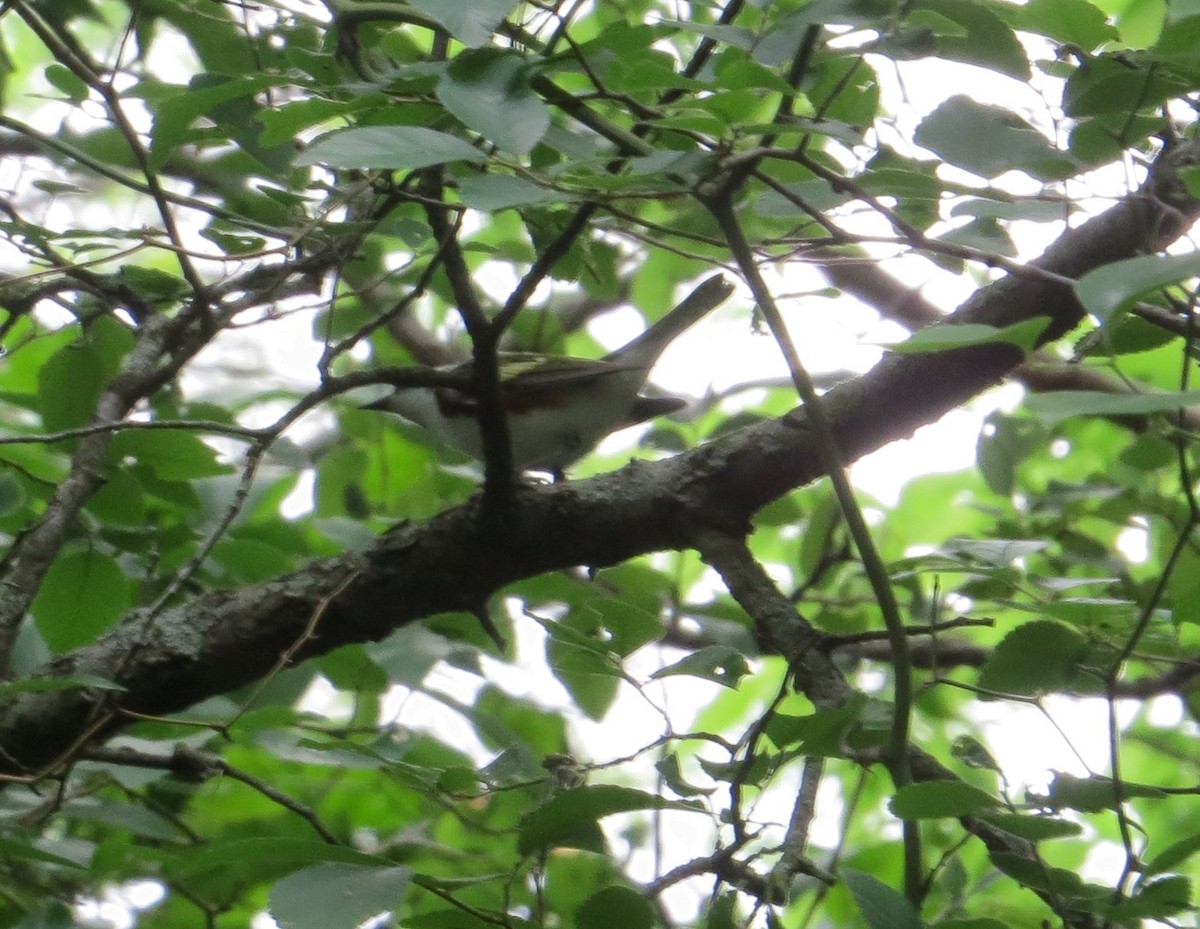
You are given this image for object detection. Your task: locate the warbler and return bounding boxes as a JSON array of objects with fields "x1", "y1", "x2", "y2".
[{"x1": 364, "y1": 275, "x2": 733, "y2": 472}]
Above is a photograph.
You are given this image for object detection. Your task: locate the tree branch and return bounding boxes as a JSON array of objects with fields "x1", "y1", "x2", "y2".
[{"x1": 0, "y1": 139, "x2": 1197, "y2": 788}]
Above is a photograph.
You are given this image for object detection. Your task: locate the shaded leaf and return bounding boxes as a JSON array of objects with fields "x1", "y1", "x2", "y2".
[
  {"x1": 977, "y1": 620, "x2": 1088, "y2": 696},
  {"x1": 108, "y1": 429, "x2": 233, "y2": 480},
  {"x1": 911, "y1": 0, "x2": 1031, "y2": 79},
  {"x1": 990, "y1": 853, "x2": 1087, "y2": 896},
  {"x1": 651, "y1": 646, "x2": 750, "y2": 688},
  {"x1": 975, "y1": 812, "x2": 1083, "y2": 842},
  {"x1": 1040, "y1": 772, "x2": 1166, "y2": 813},
  {"x1": 439, "y1": 50, "x2": 550, "y2": 154},
  {"x1": 518, "y1": 785, "x2": 701, "y2": 855},
  {"x1": 457, "y1": 173, "x2": 568, "y2": 210},
  {"x1": 297, "y1": 127, "x2": 484, "y2": 169},
  {"x1": 656, "y1": 753, "x2": 716, "y2": 798},
  {"x1": 1145, "y1": 832, "x2": 1200, "y2": 876},
  {"x1": 1107, "y1": 876, "x2": 1191, "y2": 921},
  {"x1": 32, "y1": 550, "x2": 132, "y2": 653},
  {"x1": 0, "y1": 837, "x2": 87, "y2": 870},
  {"x1": 577, "y1": 886, "x2": 655, "y2": 929},
  {"x1": 916, "y1": 96, "x2": 1076, "y2": 179},
  {"x1": 841, "y1": 869, "x2": 923, "y2": 929},
  {"x1": 888, "y1": 317, "x2": 1050, "y2": 354}
]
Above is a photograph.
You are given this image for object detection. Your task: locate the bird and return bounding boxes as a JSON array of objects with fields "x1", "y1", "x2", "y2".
[{"x1": 363, "y1": 275, "x2": 734, "y2": 473}]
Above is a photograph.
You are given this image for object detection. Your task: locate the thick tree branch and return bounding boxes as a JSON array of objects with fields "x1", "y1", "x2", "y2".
[{"x1": 1, "y1": 140, "x2": 1198, "y2": 780}]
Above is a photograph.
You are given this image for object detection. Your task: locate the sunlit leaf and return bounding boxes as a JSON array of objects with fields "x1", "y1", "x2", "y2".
[
  {"x1": 890, "y1": 780, "x2": 999, "y2": 819},
  {"x1": 269, "y1": 863, "x2": 410, "y2": 929},
  {"x1": 1075, "y1": 250, "x2": 1200, "y2": 321}
]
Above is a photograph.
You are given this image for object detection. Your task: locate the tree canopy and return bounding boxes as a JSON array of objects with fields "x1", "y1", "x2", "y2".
[{"x1": 2, "y1": 1, "x2": 1200, "y2": 927}]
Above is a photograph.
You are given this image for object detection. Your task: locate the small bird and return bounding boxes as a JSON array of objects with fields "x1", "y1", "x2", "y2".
[{"x1": 364, "y1": 275, "x2": 733, "y2": 473}]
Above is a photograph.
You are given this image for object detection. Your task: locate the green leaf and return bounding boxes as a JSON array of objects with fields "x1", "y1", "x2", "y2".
[
  {"x1": 1042, "y1": 772, "x2": 1166, "y2": 813},
  {"x1": 650, "y1": 646, "x2": 751, "y2": 688},
  {"x1": 269, "y1": 863, "x2": 410, "y2": 929},
  {"x1": 841, "y1": 868, "x2": 924, "y2": 929},
  {"x1": 577, "y1": 886, "x2": 655, "y2": 929},
  {"x1": 257, "y1": 97, "x2": 377, "y2": 148},
  {"x1": 1075, "y1": 250, "x2": 1200, "y2": 321},
  {"x1": 0, "y1": 470, "x2": 24, "y2": 517},
  {"x1": 147, "y1": 73, "x2": 278, "y2": 171},
  {"x1": 474, "y1": 684, "x2": 567, "y2": 756},
  {"x1": 655, "y1": 753, "x2": 716, "y2": 798},
  {"x1": 991, "y1": 853, "x2": 1086, "y2": 896},
  {"x1": 518, "y1": 785, "x2": 701, "y2": 855},
  {"x1": 170, "y1": 838, "x2": 385, "y2": 880},
  {"x1": 888, "y1": 317, "x2": 1050, "y2": 354},
  {"x1": 544, "y1": 635, "x2": 622, "y2": 721},
  {"x1": 977, "y1": 620, "x2": 1088, "y2": 696},
  {"x1": 410, "y1": 0, "x2": 518, "y2": 46},
  {"x1": 38, "y1": 318, "x2": 135, "y2": 431},
  {"x1": 297, "y1": 127, "x2": 484, "y2": 170},
  {"x1": 0, "y1": 673, "x2": 123, "y2": 699},
  {"x1": 976, "y1": 412, "x2": 1046, "y2": 496},
  {"x1": 44, "y1": 62, "x2": 89, "y2": 103},
  {"x1": 1080, "y1": 312, "x2": 1179, "y2": 356},
  {"x1": 1107, "y1": 875, "x2": 1191, "y2": 921},
  {"x1": 1145, "y1": 832, "x2": 1200, "y2": 876},
  {"x1": 1010, "y1": 0, "x2": 1119, "y2": 47},
  {"x1": 1024, "y1": 389, "x2": 1200, "y2": 426},
  {"x1": 764, "y1": 701, "x2": 866, "y2": 757},
  {"x1": 704, "y1": 894, "x2": 739, "y2": 929},
  {"x1": 438, "y1": 50, "x2": 550, "y2": 154},
  {"x1": 457, "y1": 173, "x2": 568, "y2": 210},
  {"x1": 32, "y1": 550, "x2": 132, "y2": 652},
  {"x1": 975, "y1": 812, "x2": 1083, "y2": 841},
  {"x1": 118, "y1": 265, "x2": 189, "y2": 304},
  {"x1": 911, "y1": 0, "x2": 1031, "y2": 80},
  {"x1": 1063, "y1": 53, "x2": 1188, "y2": 118},
  {"x1": 108, "y1": 429, "x2": 233, "y2": 480},
  {"x1": 86, "y1": 467, "x2": 149, "y2": 527},
  {"x1": 0, "y1": 837, "x2": 87, "y2": 870},
  {"x1": 916, "y1": 96, "x2": 1077, "y2": 180},
  {"x1": 889, "y1": 781, "x2": 999, "y2": 819},
  {"x1": 950, "y1": 734, "x2": 1000, "y2": 772}
]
